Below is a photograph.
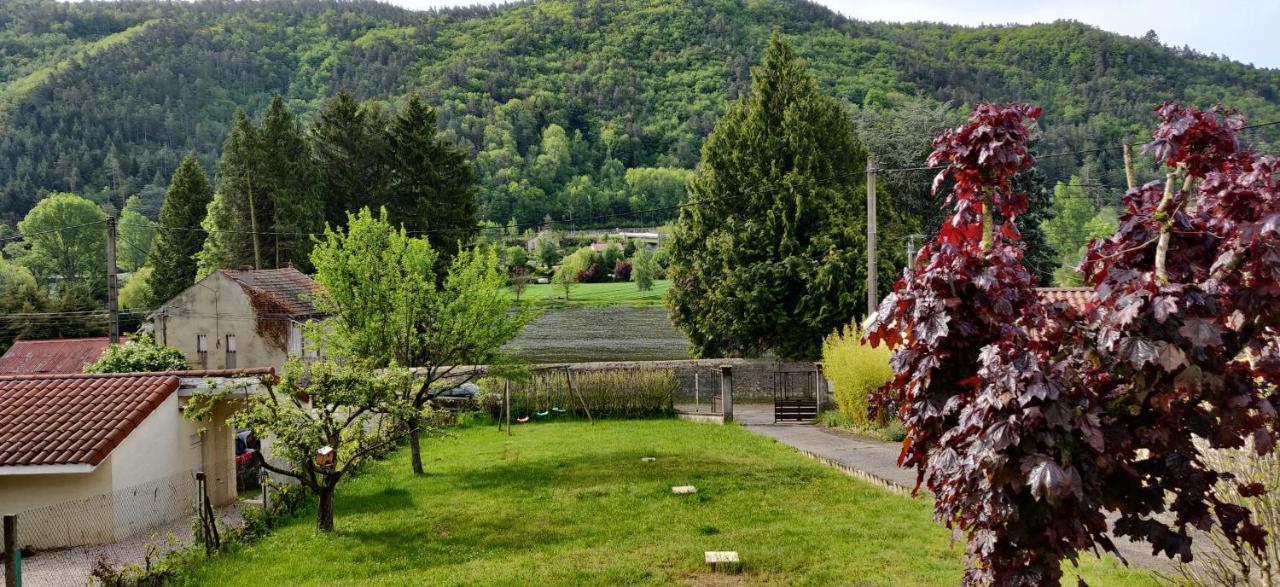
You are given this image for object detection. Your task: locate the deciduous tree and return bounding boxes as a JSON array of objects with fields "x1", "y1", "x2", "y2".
[
  {"x1": 85, "y1": 331, "x2": 188, "y2": 373},
  {"x1": 309, "y1": 208, "x2": 535, "y2": 475},
  {"x1": 867, "y1": 102, "x2": 1280, "y2": 585},
  {"x1": 16, "y1": 192, "x2": 106, "y2": 293},
  {"x1": 209, "y1": 359, "x2": 406, "y2": 532}
]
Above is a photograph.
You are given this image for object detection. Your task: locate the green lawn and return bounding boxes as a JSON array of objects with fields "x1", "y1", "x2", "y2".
[
  {"x1": 516, "y1": 279, "x2": 670, "y2": 308},
  {"x1": 176, "y1": 420, "x2": 1158, "y2": 586}
]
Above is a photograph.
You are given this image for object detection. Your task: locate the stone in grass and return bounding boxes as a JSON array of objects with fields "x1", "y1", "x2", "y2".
[
  {"x1": 705, "y1": 551, "x2": 740, "y2": 572},
  {"x1": 671, "y1": 485, "x2": 697, "y2": 494},
  {"x1": 641, "y1": 457, "x2": 656, "y2": 462}
]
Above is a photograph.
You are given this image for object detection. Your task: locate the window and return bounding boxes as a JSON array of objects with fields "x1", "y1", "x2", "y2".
[
  {"x1": 225, "y1": 334, "x2": 237, "y2": 369},
  {"x1": 196, "y1": 334, "x2": 208, "y2": 367}
]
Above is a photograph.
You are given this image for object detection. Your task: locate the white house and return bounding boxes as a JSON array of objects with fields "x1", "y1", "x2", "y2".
[
  {"x1": 151, "y1": 268, "x2": 326, "y2": 371},
  {"x1": 0, "y1": 368, "x2": 270, "y2": 550}
]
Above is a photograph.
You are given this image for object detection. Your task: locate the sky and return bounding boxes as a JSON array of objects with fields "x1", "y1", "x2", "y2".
[{"x1": 380, "y1": 0, "x2": 1280, "y2": 70}]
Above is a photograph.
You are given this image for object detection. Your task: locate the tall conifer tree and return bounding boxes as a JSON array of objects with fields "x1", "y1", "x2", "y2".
[
  {"x1": 205, "y1": 96, "x2": 321, "y2": 271},
  {"x1": 210, "y1": 109, "x2": 266, "y2": 269},
  {"x1": 312, "y1": 90, "x2": 389, "y2": 227},
  {"x1": 260, "y1": 95, "x2": 323, "y2": 270},
  {"x1": 146, "y1": 156, "x2": 213, "y2": 306},
  {"x1": 385, "y1": 95, "x2": 477, "y2": 269},
  {"x1": 666, "y1": 32, "x2": 869, "y2": 360}
]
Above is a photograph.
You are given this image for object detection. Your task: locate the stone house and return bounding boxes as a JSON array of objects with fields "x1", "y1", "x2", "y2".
[
  {"x1": 0, "y1": 369, "x2": 270, "y2": 549},
  {"x1": 151, "y1": 268, "x2": 326, "y2": 371}
]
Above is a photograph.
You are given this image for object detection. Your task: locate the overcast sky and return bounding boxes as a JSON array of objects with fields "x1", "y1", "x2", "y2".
[{"x1": 382, "y1": 0, "x2": 1280, "y2": 69}]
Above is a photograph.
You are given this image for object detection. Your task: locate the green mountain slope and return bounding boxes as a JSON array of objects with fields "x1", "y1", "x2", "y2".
[{"x1": 0, "y1": 0, "x2": 1277, "y2": 225}]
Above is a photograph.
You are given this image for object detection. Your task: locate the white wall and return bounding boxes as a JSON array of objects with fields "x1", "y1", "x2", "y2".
[
  {"x1": 0, "y1": 392, "x2": 243, "y2": 549},
  {"x1": 0, "y1": 465, "x2": 114, "y2": 549},
  {"x1": 154, "y1": 273, "x2": 291, "y2": 370},
  {"x1": 108, "y1": 393, "x2": 198, "y2": 539}
]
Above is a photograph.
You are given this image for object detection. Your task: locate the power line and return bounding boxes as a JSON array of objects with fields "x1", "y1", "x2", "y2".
[{"x1": 0, "y1": 220, "x2": 106, "y2": 244}]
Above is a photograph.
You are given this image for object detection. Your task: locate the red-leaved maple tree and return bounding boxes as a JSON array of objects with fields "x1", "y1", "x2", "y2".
[{"x1": 867, "y1": 101, "x2": 1280, "y2": 585}]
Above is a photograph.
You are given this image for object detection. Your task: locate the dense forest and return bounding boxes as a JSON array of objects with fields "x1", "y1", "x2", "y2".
[{"x1": 1, "y1": 0, "x2": 1279, "y2": 229}]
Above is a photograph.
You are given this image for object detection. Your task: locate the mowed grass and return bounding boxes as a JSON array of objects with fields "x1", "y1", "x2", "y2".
[
  {"x1": 176, "y1": 420, "x2": 1159, "y2": 586},
  {"x1": 516, "y1": 279, "x2": 670, "y2": 308}
]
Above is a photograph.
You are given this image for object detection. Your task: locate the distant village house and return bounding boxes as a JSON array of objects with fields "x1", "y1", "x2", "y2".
[{"x1": 151, "y1": 268, "x2": 326, "y2": 371}]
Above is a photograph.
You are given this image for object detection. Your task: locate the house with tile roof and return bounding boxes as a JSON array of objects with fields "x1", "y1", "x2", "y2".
[
  {"x1": 151, "y1": 268, "x2": 327, "y2": 371},
  {"x1": 0, "y1": 369, "x2": 270, "y2": 549},
  {"x1": 1036, "y1": 287, "x2": 1092, "y2": 313},
  {"x1": 0, "y1": 337, "x2": 121, "y2": 374}
]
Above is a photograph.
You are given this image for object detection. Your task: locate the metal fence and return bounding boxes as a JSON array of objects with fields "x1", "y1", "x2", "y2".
[
  {"x1": 1, "y1": 459, "x2": 247, "y2": 587},
  {"x1": 673, "y1": 364, "x2": 726, "y2": 415}
]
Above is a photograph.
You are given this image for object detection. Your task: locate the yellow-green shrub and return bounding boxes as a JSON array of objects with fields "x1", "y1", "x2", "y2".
[{"x1": 821, "y1": 322, "x2": 893, "y2": 426}]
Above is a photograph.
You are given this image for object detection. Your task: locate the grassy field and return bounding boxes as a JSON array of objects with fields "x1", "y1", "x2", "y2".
[
  {"x1": 176, "y1": 421, "x2": 1157, "y2": 586},
  {"x1": 516, "y1": 280, "x2": 670, "y2": 308}
]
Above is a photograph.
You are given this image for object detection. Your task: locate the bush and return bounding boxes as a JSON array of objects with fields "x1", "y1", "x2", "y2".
[
  {"x1": 481, "y1": 368, "x2": 677, "y2": 419},
  {"x1": 613, "y1": 260, "x2": 632, "y2": 281},
  {"x1": 86, "y1": 332, "x2": 189, "y2": 373},
  {"x1": 576, "y1": 262, "x2": 604, "y2": 283},
  {"x1": 821, "y1": 322, "x2": 892, "y2": 426},
  {"x1": 1177, "y1": 440, "x2": 1280, "y2": 586}
]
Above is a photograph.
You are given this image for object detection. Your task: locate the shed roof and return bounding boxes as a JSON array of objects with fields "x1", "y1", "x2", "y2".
[
  {"x1": 0, "y1": 372, "x2": 180, "y2": 469},
  {"x1": 0, "y1": 367, "x2": 275, "y2": 472},
  {"x1": 0, "y1": 337, "x2": 117, "y2": 375}
]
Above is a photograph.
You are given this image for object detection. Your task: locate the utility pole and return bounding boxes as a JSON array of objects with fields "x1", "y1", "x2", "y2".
[
  {"x1": 866, "y1": 158, "x2": 878, "y2": 314},
  {"x1": 106, "y1": 215, "x2": 119, "y2": 344}
]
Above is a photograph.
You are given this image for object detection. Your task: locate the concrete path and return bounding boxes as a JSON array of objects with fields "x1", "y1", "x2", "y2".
[{"x1": 735, "y1": 404, "x2": 1180, "y2": 574}]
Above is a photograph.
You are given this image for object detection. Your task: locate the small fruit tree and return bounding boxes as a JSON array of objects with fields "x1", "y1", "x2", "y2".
[{"x1": 867, "y1": 102, "x2": 1280, "y2": 585}]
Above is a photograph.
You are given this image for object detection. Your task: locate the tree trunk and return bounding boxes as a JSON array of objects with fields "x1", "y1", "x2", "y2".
[
  {"x1": 408, "y1": 417, "x2": 424, "y2": 475},
  {"x1": 316, "y1": 486, "x2": 334, "y2": 532}
]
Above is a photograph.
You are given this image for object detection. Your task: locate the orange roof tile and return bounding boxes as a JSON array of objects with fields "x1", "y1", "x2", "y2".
[
  {"x1": 1037, "y1": 287, "x2": 1092, "y2": 312},
  {"x1": 0, "y1": 372, "x2": 181, "y2": 468}
]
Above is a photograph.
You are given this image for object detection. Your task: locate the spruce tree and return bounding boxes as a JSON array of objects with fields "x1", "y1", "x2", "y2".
[
  {"x1": 666, "y1": 32, "x2": 868, "y2": 360},
  {"x1": 259, "y1": 95, "x2": 323, "y2": 270},
  {"x1": 146, "y1": 156, "x2": 213, "y2": 306},
  {"x1": 385, "y1": 95, "x2": 477, "y2": 268},
  {"x1": 312, "y1": 90, "x2": 389, "y2": 227},
  {"x1": 210, "y1": 109, "x2": 267, "y2": 269},
  {"x1": 205, "y1": 97, "x2": 321, "y2": 271}
]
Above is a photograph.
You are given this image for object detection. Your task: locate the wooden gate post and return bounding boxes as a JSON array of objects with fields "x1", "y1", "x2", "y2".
[
  {"x1": 3, "y1": 514, "x2": 18, "y2": 587},
  {"x1": 719, "y1": 365, "x2": 734, "y2": 423}
]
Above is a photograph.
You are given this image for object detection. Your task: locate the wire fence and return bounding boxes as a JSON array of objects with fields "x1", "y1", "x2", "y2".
[
  {"x1": 0, "y1": 459, "x2": 250, "y2": 587},
  {"x1": 473, "y1": 360, "x2": 827, "y2": 425}
]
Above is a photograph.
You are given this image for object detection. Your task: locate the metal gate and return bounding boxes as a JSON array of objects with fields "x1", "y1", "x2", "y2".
[{"x1": 773, "y1": 370, "x2": 820, "y2": 423}]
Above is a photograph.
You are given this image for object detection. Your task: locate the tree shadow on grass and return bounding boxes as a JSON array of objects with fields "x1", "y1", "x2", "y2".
[{"x1": 339, "y1": 486, "x2": 415, "y2": 516}]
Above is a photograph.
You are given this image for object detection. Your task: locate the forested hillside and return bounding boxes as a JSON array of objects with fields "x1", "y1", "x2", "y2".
[{"x1": 2, "y1": 0, "x2": 1278, "y2": 227}]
